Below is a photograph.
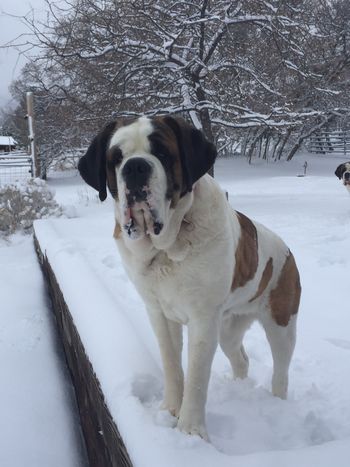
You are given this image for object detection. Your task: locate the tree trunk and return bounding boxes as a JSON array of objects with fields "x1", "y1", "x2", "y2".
[
  {"x1": 286, "y1": 117, "x2": 334, "y2": 161},
  {"x1": 271, "y1": 133, "x2": 282, "y2": 161},
  {"x1": 241, "y1": 130, "x2": 251, "y2": 158},
  {"x1": 276, "y1": 128, "x2": 292, "y2": 160},
  {"x1": 262, "y1": 134, "x2": 270, "y2": 160},
  {"x1": 196, "y1": 86, "x2": 215, "y2": 176},
  {"x1": 247, "y1": 128, "x2": 265, "y2": 164}
]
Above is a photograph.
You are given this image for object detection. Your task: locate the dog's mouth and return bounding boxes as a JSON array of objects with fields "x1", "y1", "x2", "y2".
[
  {"x1": 343, "y1": 180, "x2": 350, "y2": 186},
  {"x1": 122, "y1": 194, "x2": 163, "y2": 239},
  {"x1": 124, "y1": 206, "x2": 163, "y2": 237}
]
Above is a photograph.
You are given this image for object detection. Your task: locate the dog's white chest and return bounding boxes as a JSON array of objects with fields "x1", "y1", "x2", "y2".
[{"x1": 145, "y1": 255, "x2": 191, "y2": 324}]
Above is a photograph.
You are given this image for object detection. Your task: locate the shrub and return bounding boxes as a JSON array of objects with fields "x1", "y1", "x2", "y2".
[{"x1": 0, "y1": 178, "x2": 62, "y2": 236}]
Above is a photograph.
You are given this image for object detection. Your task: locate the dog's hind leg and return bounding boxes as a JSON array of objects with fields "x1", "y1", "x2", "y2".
[
  {"x1": 260, "y1": 312, "x2": 297, "y2": 399},
  {"x1": 219, "y1": 313, "x2": 254, "y2": 379}
]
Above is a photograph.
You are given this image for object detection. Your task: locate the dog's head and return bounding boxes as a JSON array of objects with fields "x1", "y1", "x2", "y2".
[
  {"x1": 78, "y1": 116, "x2": 217, "y2": 240},
  {"x1": 335, "y1": 162, "x2": 350, "y2": 186}
]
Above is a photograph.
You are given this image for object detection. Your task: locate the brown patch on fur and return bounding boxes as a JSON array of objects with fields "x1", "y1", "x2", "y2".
[
  {"x1": 113, "y1": 222, "x2": 121, "y2": 239},
  {"x1": 150, "y1": 117, "x2": 184, "y2": 206},
  {"x1": 105, "y1": 118, "x2": 139, "y2": 200},
  {"x1": 232, "y1": 211, "x2": 259, "y2": 291},
  {"x1": 249, "y1": 257, "x2": 273, "y2": 302},
  {"x1": 269, "y1": 251, "x2": 301, "y2": 326}
]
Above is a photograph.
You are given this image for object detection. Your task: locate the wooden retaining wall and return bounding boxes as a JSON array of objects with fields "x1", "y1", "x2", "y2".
[{"x1": 34, "y1": 235, "x2": 133, "y2": 467}]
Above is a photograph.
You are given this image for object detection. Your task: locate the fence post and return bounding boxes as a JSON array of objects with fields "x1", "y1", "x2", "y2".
[{"x1": 26, "y1": 92, "x2": 40, "y2": 178}]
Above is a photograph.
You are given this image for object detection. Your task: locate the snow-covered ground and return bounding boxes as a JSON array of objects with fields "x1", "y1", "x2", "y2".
[
  {"x1": 0, "y1": 235, "x2": 88, "y2": 466},
  {"x1": 2, "y1": 152, "x2": 350, "y2": 466}
]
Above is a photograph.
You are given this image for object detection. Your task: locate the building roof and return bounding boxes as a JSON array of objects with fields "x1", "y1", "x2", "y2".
[{"x1": 0, "y1": 136, "x2": 17, "y2": 146}]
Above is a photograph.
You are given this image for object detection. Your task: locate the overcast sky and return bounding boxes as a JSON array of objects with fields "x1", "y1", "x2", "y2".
[{"x1": 0, "y1": 0, "x2": 48, "y2": 108}]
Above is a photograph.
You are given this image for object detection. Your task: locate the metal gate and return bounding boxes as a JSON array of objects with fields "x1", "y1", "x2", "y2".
[
  {"x1": 0, "y1": 152, "x2": 33, "y2": 186},
  {"x1": 307, "y1": 130, "x2": 350, "y2": 155}
]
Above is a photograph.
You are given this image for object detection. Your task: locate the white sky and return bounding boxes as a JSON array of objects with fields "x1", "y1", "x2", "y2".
[{"x1": 0, "y1": 0, "x2": 48, "y2": 108}]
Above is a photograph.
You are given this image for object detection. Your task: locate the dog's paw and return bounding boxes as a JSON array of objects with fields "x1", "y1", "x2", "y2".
[
  {"x1": 155, "y1": 409, "x2": 177, "y2": 428},
  {"x1": 272, "y1": 374, "x2": 288, "y2": 399},
  {"x1": 160, "y1": 400, "x2": 181, "y2": 418},
  {"x1": 177, "y1": 417, "x2": 209, "y2": 442}
]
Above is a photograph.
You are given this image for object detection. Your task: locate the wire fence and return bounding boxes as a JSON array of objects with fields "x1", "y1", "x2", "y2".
[{"x1": 0, "y1": 152, "x2": 33, "y2": 187}]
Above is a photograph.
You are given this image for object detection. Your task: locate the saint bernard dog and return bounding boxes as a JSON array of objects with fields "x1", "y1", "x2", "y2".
[
  {"x1": 335, "y1": 162, "x2": 350, "y2": 194},
  {"x1": 78, "y1": 116, "x2": 301, "y2": 441}
]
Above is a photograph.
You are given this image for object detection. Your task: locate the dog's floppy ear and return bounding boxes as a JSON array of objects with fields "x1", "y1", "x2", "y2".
[
  {"x1": 335, "y1": 163, "x2": 345, "y2": 180},
  {"x1": 78, "y1": 121, "x2": 117, "y2": 201},
  {"x1": 163, "y1": 116, "x2": 217, "y2": 195}
]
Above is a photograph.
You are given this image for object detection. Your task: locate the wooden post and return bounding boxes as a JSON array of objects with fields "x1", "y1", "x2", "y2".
[{"x1": 26, "y1": 92, "x2": 40, "y2": 178}]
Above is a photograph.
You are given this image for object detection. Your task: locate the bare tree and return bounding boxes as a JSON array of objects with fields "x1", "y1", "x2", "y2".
[
  {"x1": 4, "y1": 0, "x2": 350, "y2": 164},
  {"x1": 22, "y1": 2, "x2": 317, "y2": 134}
]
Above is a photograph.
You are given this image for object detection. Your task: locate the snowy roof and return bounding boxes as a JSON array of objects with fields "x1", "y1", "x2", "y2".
[{"x1": 0, "y1": 136, "x2": 17, "y2": 146}]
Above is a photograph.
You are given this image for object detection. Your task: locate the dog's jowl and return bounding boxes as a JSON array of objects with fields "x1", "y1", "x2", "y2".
[{"x1": 79, "y1": 116, "x2": 301, "y2": 441}]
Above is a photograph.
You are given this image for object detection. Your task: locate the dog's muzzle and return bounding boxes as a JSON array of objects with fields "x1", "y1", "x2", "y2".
[
  {"x1": 121, "y1": 157, "x2": 164, "y2": 238},
  {"x1": 122, "y1": 157, "x2": 152, "y2": 202}
]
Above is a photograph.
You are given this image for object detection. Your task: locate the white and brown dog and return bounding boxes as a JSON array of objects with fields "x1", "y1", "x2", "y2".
[
  {"x1": 335, "y1": 162, "x2": 350, "y2": 194},
  {"x1": 78, "y1": 116, "x2": 301, "y2": 440}
]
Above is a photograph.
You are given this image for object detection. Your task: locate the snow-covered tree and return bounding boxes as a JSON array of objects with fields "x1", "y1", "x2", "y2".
[
  {"x1": 4, "y1": 0, "x2": 350, "y2": 162},
  {"x1": 24, "y1": 2, "x2": 315, "y2": 135}
]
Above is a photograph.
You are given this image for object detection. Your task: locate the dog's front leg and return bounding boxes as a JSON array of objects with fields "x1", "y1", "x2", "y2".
[
  {"x1": 177, "y1": 316, "x2": 219, "y2": 441},
  {"x1": 147, "y1": 308, "x2": 184, "y2": 417}
]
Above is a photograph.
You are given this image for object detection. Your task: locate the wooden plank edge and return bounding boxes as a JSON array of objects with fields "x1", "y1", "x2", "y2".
[{"x1": 33, "y1": 233, "x2": 133, "y2": 467}]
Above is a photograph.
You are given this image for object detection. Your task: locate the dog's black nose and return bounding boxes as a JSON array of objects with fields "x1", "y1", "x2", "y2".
[
  {"x1": 344, "y1": 172, "x2": 350, "y2": 181},
  {"x1": 122, "y1": 157, "x2": 152, "y2": 191}
]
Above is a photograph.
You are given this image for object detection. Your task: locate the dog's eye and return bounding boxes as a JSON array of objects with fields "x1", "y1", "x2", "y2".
[
  {"x1": 155, "y1": 152, "x2": 171, "y2": 166},
  {"x1": 107, "y1": 147, "x2": 123, "y2": 168}
]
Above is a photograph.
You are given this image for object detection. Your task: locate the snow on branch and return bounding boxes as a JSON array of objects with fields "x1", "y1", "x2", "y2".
[{"x1": 5, "y1": 0, "x2": 350, "y2": 161}]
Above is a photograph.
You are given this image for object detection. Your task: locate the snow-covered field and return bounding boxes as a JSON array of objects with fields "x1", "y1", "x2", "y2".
[{"x1": 2, "y1": 153, "x2": 350, "y2": 466}]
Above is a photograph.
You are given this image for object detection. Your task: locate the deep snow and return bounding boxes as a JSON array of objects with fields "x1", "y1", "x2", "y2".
[
  {"x1": 0, "y1": 234, "x2": 88, "y2": 466},
  {"x1": 2, "y1": 152, "x2": 350, "y2": 466}
]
